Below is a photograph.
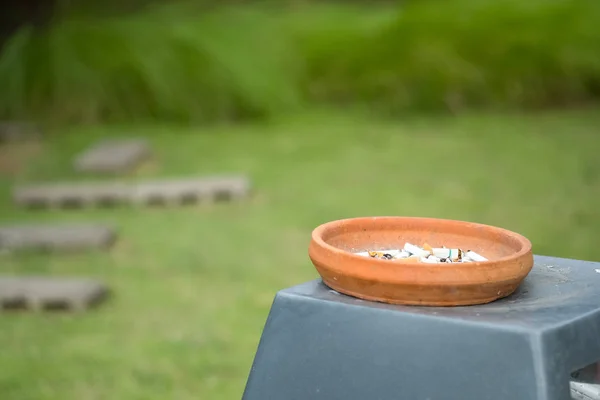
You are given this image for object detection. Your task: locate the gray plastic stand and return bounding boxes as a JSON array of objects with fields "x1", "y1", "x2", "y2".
[{"x1": 243, "y1": 255, "x2": 600, "y2": 400}]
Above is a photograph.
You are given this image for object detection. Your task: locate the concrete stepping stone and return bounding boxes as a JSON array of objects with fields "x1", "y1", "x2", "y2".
[
  {"x1": 73, "y1": 138, "x2": 152, "y2": 173},
  {"x1": 13, "y1": 175, "x2": 251, "y2": 209},
  {"x1": 131, "y1": 176, "x2": 251, "y2": 206},
  {"x1": 0, "y1": 276, "x2": 109, "y2": 312},
  {"x1": 0, "y1": 224, "x2": 116, "y2": 252},
  {"x1": 13, "y1": 182, "x2": 130, "y2": 208}
]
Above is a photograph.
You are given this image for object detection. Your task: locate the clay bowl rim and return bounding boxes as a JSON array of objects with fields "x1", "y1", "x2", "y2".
[{"x1": 310, "y1": 216, "x2": 533, "y2": 283}]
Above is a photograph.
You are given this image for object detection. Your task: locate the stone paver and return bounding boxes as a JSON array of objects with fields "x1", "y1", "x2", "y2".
[
  {"x1": 13, "y1": 175, "x2": 251, "y2": 209},
  {"x1": 131, "y1": 176, "x2": 251, "y2": 205},
  {"x1": 74, "y1": 138, "x2": 152, "y2": 173},
  {"x1": 0, "y1": 276, "x2": 109, "y2": 312},
  {"x1": 13, "y1": 182, "x2": 130, "y2": 208},
  {"x1": 0, "y1": 224, "x2": 116, "y2": 252}
]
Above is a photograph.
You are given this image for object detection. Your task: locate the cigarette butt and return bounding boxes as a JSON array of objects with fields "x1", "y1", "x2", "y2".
[
  {"x1": 432, "y1": 248, "x2": 462, "y2": 260},
  {"x1": 432, "y1": 248, "x2": 450, "y2": 258},
  {"x1": 404, "y1": 242, "x2": 431, "y2": 258},
  {"x1": 394, "y1": 250, "x2": 411, "y2": 259},
  {"x1": 465, "y1": 251, "x2": 488, "y2": 262},
  {"x1": 382, "y1": 249, "x2": 402, "y2": 258},
  {"x1": 423, "y1": 242, "x2": 433, "y2": 253},
  {"x1": 421, "y1": 255, "x2": 440, "y2": 264}
]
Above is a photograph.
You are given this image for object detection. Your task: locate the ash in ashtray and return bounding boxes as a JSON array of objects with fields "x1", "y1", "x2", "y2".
[{"x1": 355, "y1": 242, "x2": 488, "y2": 264}]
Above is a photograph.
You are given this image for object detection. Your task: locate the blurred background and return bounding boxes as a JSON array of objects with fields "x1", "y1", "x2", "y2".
[{"x1": 0, "y1": 0, "x2": 599, "y2": 398}]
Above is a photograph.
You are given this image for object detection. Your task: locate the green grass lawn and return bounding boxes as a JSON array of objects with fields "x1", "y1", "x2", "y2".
[{"x1": 0, "y1": 108, "x2": 599, "y2": 399}]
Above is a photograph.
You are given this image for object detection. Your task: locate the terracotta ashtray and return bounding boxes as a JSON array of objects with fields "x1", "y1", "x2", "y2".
[{"x1": 308, "y1": 216, "x2": 534, "y2": 306}]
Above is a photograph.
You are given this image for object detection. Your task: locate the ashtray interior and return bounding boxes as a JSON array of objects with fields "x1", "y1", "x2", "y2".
[{"x1": 323, "y1": 217, "x2": 527, "y2": 262}]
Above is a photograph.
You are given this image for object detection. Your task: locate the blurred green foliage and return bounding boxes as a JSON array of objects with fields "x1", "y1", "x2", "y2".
[
  {"x1": 315, "y1": 0, "x2": 600, "y2": 113},
  {"x1": 0, "y1": 0, "x2": 599, "y2": 124},
  {"x1": 0, "y1": 4, "x2": 302, "y2": 124}
]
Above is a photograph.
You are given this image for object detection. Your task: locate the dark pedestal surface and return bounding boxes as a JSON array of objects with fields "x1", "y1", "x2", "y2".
[{"x1": 243, "y1": 255, "x2": 600, "y2": 400}]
